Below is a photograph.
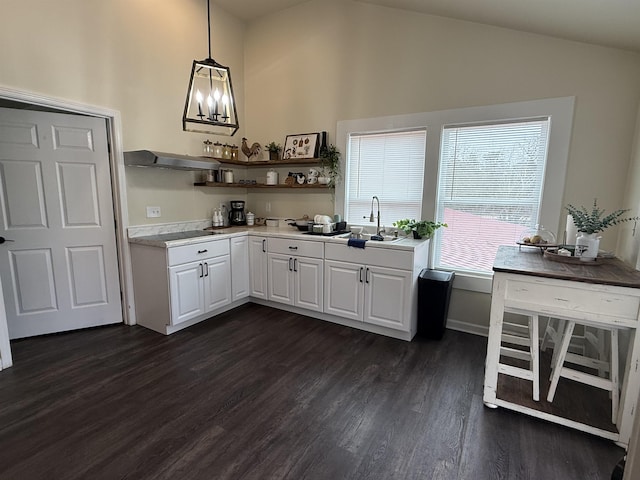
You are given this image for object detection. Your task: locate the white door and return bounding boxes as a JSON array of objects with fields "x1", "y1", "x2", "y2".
[
  {"x1": 267, "y1": 253, "x2": 294, "y2": 305},
  {"x1": 294, "y1": 256, "x2": 323, "y2": 312},
  {"x1": 324, "y1": 260, "x2": 363, "y2": 321},
  {"x1": 203, "y1": 255, "x2": 231, "y2": 312},
  {"x1": 169, "y1": 261, "x2": 205, "y2": 325},
  {"x1": 364, "y1": 265, "x2": 411, "y2": 331},
  {"x1": 248, "y1": 236, "x2": 267, "y2": 299},
  {"x1": 0, "y1": 107, "x2": 122, "y2": 338}
]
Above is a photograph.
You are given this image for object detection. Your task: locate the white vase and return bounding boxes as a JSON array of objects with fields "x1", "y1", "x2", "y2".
[{"x1": 575, "y1": 232, "x2": 600, "y2": 261}]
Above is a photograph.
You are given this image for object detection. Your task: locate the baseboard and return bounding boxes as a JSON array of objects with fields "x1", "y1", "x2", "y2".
[{"x1": 447, "y1": 318, "x2": 489, "y2": 337}]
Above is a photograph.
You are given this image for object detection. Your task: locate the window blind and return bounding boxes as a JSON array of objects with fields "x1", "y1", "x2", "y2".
[
  {"x1": 434, "y1": 118, "x2": 551, "y2": 273},
  {"x1": 345, "y1": 129, "x2": 426, "y2": 226}
]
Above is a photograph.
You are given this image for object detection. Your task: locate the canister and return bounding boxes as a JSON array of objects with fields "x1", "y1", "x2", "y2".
[
  {"x1": 222, "y1": 144, "x2": 232, "y2": 160},
  {"x1": 246, "y1": 212, "x2": 255, "y2": 226},
  {"x1": 213, "y1": 142, "x2": 223, "y2": 158},
  {"x1": 266, "y1": 169, "x2": 278, "y2": 185},
  {"x1": 223, "y1": 169, "x2": 234, "y2": 184}
]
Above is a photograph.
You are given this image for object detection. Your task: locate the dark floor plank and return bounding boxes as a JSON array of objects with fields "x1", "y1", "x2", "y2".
[{"x1": 0, "y1": 303, "x2": 625, "y2": 479}]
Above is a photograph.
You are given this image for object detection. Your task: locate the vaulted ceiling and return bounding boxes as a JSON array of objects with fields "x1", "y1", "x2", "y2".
[{"x1": 214, "y1": 0, "x2": 640, "y2": 53}]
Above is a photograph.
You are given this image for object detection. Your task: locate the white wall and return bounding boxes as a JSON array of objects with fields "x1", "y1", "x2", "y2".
[
  {"x1": 0, "y1": 0, "x2": 247, "y2": 225},
  {"x1": 617, "y1": 106, "x2": 640, "y2": 268},
  {"x1": 244, "y1": 0, "x2": 640, "y2": 329},
  {"x1": 245, "y1": 0, "x2": 640, "y2": 244}
]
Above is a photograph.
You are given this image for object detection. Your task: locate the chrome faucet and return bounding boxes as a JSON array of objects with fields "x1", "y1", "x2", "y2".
[{"x1": 366, "y1": 196, "x2": 381, "y2": 235}]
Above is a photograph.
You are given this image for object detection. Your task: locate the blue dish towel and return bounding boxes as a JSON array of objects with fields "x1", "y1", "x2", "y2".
[{"x1": 348, "y1": 238, "x2": 367, "y2": 249}]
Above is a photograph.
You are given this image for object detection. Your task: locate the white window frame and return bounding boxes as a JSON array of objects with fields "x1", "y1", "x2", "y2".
[{"x1": 336, "y1": 97, "x2": 574, "y2": 293}]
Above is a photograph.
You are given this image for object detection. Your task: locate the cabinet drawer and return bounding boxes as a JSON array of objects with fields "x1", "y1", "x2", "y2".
[
  {"x1": 324, "y1": 243, "x2": 413, "y2": 270},
  {"x1": 168, "y1": 239, "x2": 230, "y2": 266},
  {"x1": 268, "y1": 237, "x2": 323, "y2": 258},
  {"x1": 505, "y1": 278, "x2": 640, "y2": 322}
]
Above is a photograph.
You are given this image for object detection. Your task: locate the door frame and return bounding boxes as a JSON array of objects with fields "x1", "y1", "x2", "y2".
[{"x1": 0, "y1": 85, "x2": 136, "y2": 370}]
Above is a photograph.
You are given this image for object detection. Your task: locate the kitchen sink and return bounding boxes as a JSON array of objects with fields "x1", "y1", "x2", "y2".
[
  {"x1": 334, "y1": 232, "x2": 402, "y2": 242},
  {"x1": 361, "y1": 233, "x2": 401, "y2": 242}
]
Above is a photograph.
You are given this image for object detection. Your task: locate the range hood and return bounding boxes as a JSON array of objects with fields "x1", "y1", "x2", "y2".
[{"x1": 124, "y1": 150, "x2": 220, "y2": 171}]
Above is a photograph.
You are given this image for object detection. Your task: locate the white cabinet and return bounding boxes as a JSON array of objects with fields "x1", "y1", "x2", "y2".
[
  {"x1": 230, "y1": 236, "x2": 249, "y2": 301},
  {"x1": 168, "y1": 260, "x2": 206, "y2": 324},
  {"x1": 267, "y1": 238, "x2": 324, "y2": 312},
  {"x1": 248, "y1": 236, "x2": 268, "y2": 299},
  {"x1": 324, "y1": 243, "x2": 424, "y2": 333},
  {"x1": 323, "y1": 260, "x2": 363, "y2": 321},
  {"x1": 324, "y1": 261, "x2": 412, "y2": 329},
  {"x1": 130, "y1": 238, "x2": 231, "y2": 334},
  {"x1": 168, "y1": 242, "x2": 231, "y2": 326},
  {"x1": 203, "y1": 255, "x2": 232, "y2": 311},
  {"x1": 364, "y1": 265, "x2": 412, "y2": 330},
  {"x1": 130, "y1": 231, "x2": 429, "y2": 340}
]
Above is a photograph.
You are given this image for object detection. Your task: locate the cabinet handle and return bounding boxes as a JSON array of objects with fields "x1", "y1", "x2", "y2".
[
  {"x1": 204, "y1": 262, "x2": 208, "y2": 276},
  {"x1": 288, "y1": 246, "x2": 298, "y2": 250},
  {"x1": 293, "y1": 258, "x2": 298, "y2": 272},
  {"x1": 262, "y1": 239, "x2": 266, "y2": 253},
  {"x1": 197, "y1": 249, "x2": 208, "y2": 254},
  {"x1": 366, "y1": 267, "x2": 370, "y2": 284},
  {"x1": 359, "y1": 267, "x2": 363, "y2": 283},
  {"x1": 199, "y1": 263, "x2": 204, "y2": 278},
  {"x1": 288, "y1": 257, "x2": 293, "y2": 271}
]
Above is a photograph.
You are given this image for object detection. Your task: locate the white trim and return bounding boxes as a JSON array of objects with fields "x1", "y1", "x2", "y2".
[
  {"x1": 447, "y1": 317, "x2": 489, "y2": 337},
  {"x1": 0, "y1": 87, "x2": 135, "y2": 339},
  {"x1": 336, "y1": 97, "x2": 575, "y2": 291},
  {"x1": 0, "y1": 276, "x2": 11, "y2": 369}
]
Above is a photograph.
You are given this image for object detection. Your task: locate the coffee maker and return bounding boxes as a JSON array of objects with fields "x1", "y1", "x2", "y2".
[{"x1": 229, "y1": 200, "x2": 246, "y2": 225}]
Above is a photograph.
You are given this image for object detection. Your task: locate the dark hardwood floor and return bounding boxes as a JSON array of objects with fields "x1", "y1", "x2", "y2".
[{"x1": 0, "y1": 303, "x2": 624, "y2": 479}]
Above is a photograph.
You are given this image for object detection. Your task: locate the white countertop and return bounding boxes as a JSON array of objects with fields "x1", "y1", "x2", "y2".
[{"x1": 128, "y1": 225, "x2": 427, "y2": 251}]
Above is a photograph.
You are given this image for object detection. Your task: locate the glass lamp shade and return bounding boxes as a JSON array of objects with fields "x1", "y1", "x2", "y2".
[{"x1": 182, "y1": 57, "x2": 239, "y2": 136}]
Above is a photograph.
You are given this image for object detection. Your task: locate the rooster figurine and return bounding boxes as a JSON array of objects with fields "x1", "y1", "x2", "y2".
[{"x1": 241, "y1": 138, "x2": 262, "y2": 161}]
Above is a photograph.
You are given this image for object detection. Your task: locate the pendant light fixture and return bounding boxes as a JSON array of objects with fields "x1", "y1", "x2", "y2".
[{"x1": 182, "y1": 0, "x2": 239, "y2": 136}]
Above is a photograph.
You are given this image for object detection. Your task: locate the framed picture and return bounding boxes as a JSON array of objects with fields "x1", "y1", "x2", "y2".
[{"x1": 283, "y1": 133, "x2": 320, "y2": 159}]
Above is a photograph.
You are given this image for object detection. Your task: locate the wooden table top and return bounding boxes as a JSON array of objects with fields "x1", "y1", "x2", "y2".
[{"x1": 493, "y1": 245, "x2": 640, "y2": 289}]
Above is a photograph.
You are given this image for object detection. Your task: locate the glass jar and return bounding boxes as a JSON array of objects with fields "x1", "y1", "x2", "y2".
[
  {"x1": 203, "y1": 139, "x2": 213, "y2": 157},
  {"x1": 212, "y1": 142, "x2": 223, "y2": 158},
  {"x1": 230, "y1": 145, "x2": 239, "y2": 161},
  {"x1": 519, "y1": 224, "x2": 557, "y2": 245},
  {"x1": 222, "y1": 144, "x2": 232, "y2": 160}
]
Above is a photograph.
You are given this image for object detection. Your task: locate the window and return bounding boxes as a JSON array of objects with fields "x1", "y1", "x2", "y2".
[
  {"x1": 336, "y1": 97, "x2": 573, "y2": 292},
  {"x1": 434, "y1": 118, "x2": 551, "y2": 274},
  {"x1": 344, "y1": 129, "x2": 426, "y2": 226}
]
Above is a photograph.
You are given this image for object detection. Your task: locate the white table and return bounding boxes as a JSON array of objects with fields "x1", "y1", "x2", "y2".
[{"x1": 484, "y1": 246, "x2": 640, "y2": 448}]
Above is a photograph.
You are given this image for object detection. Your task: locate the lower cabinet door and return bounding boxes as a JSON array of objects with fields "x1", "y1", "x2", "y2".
[
  {"x1": 267, "y1": 253, "x2": 294, "y2": 305},
  {"x1": 294, "y1": 256, "x2": 323, "y2": 312},
  {"x1": 203, "y1": 255, "x2": 232, "y2": 312},
  {"x1": 169, "y1": 261, "x2": 205, "y2": 325},
  {"x1": 363, "y1": 265, "x2": 412, "y2": 331},
  {"x1": 249, "y1": 236, "x2": 268, "y2": 300},
  {"x1": 324, "y1": 260, "x2": 363, "y2": 321},
  {"x1": 231, "y1": 236, "x2": 250, "y2": 301}
]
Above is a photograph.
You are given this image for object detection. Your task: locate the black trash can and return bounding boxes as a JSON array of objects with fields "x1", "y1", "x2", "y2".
[{"x1": 417, "y1": 268, "x2": 455, "y2": 339}]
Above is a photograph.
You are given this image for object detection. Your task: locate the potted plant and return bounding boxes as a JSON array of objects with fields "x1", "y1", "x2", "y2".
[
  {"x1": 566, "y1": 199, "x2": 639, "y2": 234},
  {"x1": 566, "y1": 199, "x2": 639, "y2": 260},
  {"x1": 393, "y1": 218, "x2": 448, "y2": 239},
  {"x1": 265, "y1": 141, "x2": 282, "y2": 161},
  {"x1": 319, "y1": 144, "x2": 341, "y2": 188}
]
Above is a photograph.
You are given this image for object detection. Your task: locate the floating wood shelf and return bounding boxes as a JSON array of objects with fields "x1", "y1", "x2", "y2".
[
  {"x1": 194, "y1": 182, "x2": 330, "y2": 189},
  {"x1": 200, "y1": 157, "x2": 322, "y2": 167}
]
